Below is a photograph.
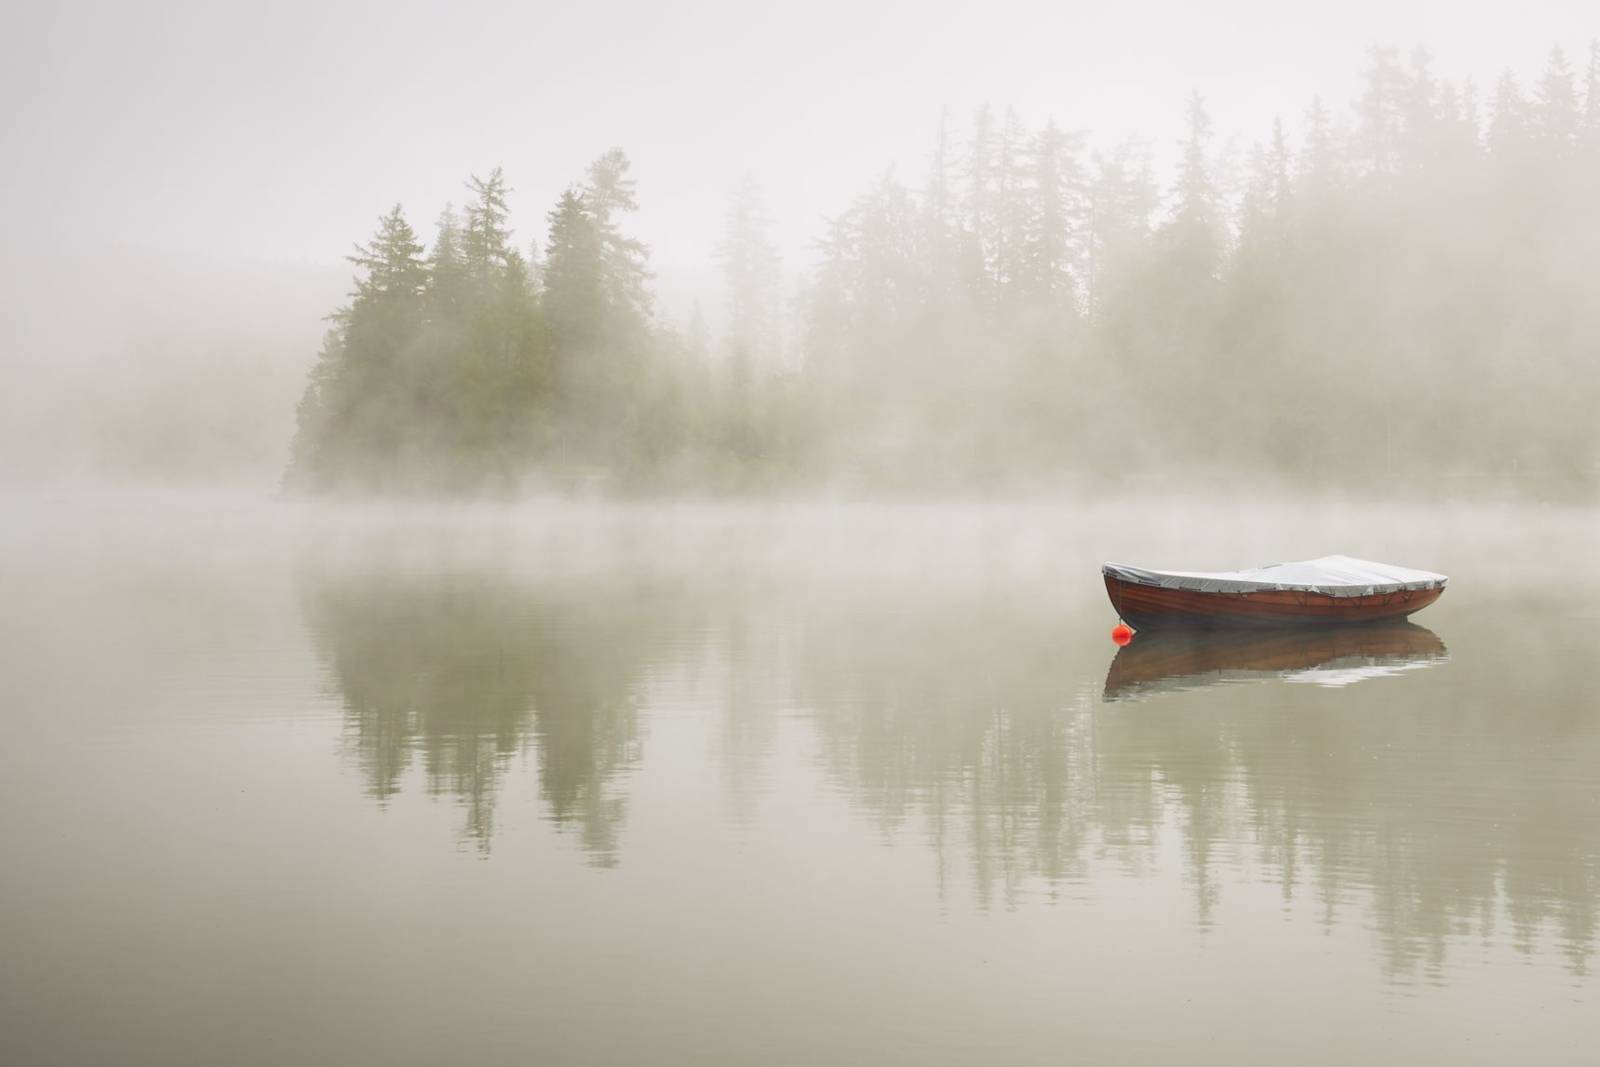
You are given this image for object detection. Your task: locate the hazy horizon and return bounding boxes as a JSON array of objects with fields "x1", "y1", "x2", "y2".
[{"x1": 5, "y1": 4, "x2": 1598, "y2": 492}]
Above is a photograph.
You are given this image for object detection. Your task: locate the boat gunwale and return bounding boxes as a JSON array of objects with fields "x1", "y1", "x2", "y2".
[{"x1": 1101, "y1": 560, "x2": 1448, "y2": 600}]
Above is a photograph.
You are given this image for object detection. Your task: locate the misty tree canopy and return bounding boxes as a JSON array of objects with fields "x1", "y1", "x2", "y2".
[{"x1": 288, "y1": 44, "x2": 1600, "y2": 495}]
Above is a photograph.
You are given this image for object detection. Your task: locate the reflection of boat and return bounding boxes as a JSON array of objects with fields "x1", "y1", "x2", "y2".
[
  {"x1": 1102, "y1": 555, "x2": 1447, "y2": 629},
  {"x1": 1103, "y1": 622, "x2": 1448, "y2": 701}
]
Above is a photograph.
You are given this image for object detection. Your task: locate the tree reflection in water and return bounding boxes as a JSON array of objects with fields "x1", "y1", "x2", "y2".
[
  {"x1": 302, "y1": 569, "x2": 679, "y2": 862},
  {"x1": 788, "y1": 587, "x2": 1599, "y2": 978},
  {"x1": 304, "y1": 565, "x2": 1599, "y2": 977}
]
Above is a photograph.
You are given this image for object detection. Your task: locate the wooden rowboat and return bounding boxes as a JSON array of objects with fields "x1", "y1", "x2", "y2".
[{"x1": 1103, "y1": 554, "x2": 1447, "y2": 629}]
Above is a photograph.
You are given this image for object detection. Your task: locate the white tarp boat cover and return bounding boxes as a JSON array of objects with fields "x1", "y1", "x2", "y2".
[{"x1": 1102, "y1": 555, "x2": 1448, "y2": 599}]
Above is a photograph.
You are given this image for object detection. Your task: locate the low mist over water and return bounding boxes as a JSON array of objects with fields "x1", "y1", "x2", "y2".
[{"x1": 3, "y1": 494, "x2": 1599, "y2": 1064}]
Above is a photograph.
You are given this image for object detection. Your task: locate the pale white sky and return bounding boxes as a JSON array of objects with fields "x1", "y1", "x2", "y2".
[{"x1": 2, "y1": 0, "x2": 1595, "y2": 325}]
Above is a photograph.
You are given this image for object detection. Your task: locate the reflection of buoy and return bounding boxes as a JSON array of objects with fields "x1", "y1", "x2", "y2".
[{"x1": 1111, "y1": 622, "x2": 1134, "y2": 646}]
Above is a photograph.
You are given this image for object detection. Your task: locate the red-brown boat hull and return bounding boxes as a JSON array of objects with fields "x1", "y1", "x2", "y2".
[{"x1": 1105, "y1": 574, "x2": 1444, "y2": 629}]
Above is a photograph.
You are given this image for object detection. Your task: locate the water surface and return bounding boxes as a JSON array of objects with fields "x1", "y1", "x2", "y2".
[{"x1": 2, "y1": 493, "x2": 1597, "y2": 1065}]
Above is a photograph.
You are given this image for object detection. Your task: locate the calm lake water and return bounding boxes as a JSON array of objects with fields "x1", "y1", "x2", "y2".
[{"x1": 2, "y1": 492, "x2": 1598, "y2": 1065}]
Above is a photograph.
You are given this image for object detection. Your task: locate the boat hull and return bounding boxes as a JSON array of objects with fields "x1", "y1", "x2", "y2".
[{"x1": 1105, "y1": 574, "x2": 1443, "y2": 629}]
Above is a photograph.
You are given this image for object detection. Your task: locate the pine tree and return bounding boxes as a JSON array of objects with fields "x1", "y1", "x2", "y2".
[
  {"x1": 1299, "y1": 95, "x2": 1339, "y2": 200},
  {"x1": 1435, "y1": 80, "x2": 1479, "y2": 162},
  {"x1": 584, "y1": 149, "x2": 652, "y2": 326},
  {"x1": 1535, "y1": 46, "x2": 1580, "y2": 155},
  {"x1": 286, "y1": 205, "x2": 429, "y2": 489},
  {"x1": 541, "y1": 188, "x2": 606, "y2": 465},
  {"x1": 964, "y1": 103, "x2": 996, "y2": 295},
  {"x1": 536, "y1": 152, "x2": 654, "y2": 471},
  {"x1": 285, "y1": 328, "x2": 346, "y2": 488},
  {"x1": 803, "y1": 170, "x2": 921, "y2": 381},
  {"x1": 1020, "y1": 119, "x2": 1086, "y2": 309},
  {"x1": 714, "y1": 177, "x2": 782, "y2": 481},
  {"x1": 1222, "y1": 130, "x2": 1293, "y2": 452},
  {"x1": 1488, "y1": 70, "x2": 1531, "y2": 160},
  {"x1": 1583, "y1": 41, "x2": 1600, "y2": 151},
  {"x1": 1084, "y1": 139, "x2": 1156, "y2": 316},
  {"x1": 1266, "y1": 118, "x2": 1292, "y2": 226},
  {"x1": 1166, "y1": 91, "x2": 1222, "y2": 281},
  {"x1": 717, "y1": 176, "x2": 783, "y2": 370},
  {"x1": 1399, "y1": 46, "x2": 1440, "y2": 169},
  {"x1": 1238, "y1": 122, "x2": 1291, "y2": 258},
  {"x1": 427, "y1": 204, "x2": 466, "y2": 318},
  {"x1": 543, "y1": 189, "x2": 604, "y2": 357},
  {"x1": 850, "y1": 170, "x2": 921, "y2": 338},
  {"x1": 463, "y1": 168, "x2": 513, "y2": 291},
  {"x1": 1462, "y1": 78, "x2": 1482, "y2": 146},
  {"x1": 484, "y1": 243, "x2": 546, "y2": 475},
  {"x1": 1235, "y1": 143, "x2": 1275, "y2": 262},
  {"x1": 993, "y1": 107, "x2": 1030, "y2": 293},
  {"x1": 922, "y1": 106, "x2": 962, "y2": 304},
  {"x1": 350, "y1": 204, "x2": 428, "y2": 302},
  {"x1": 925, "y1": 106, "x2": 955, "y2": 244},
  {"x1": 1357, "y1": 46, "x2": 1404, "y2": 175}
]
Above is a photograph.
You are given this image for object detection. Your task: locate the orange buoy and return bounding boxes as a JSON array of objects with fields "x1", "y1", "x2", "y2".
[{"x1": 1111, "y1": 622, "x2": 1134, "y2": 646}]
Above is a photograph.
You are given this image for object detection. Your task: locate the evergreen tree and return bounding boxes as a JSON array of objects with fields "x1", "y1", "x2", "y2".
[
  {"x1": 1488, "y1": 70, "x2": 1531, "y2": 160},
  {"x1": 925, "y1": 107, "x2": 956, "y2": 247},
  {"x1": 1266, "y1": 118, "x2": 1292, "y2": 231},
  {"x1": 1357, "y1": 46, "x2": 1405, "y2": 175},
  {"x1": 1084, "y1": 139, "x2": 1156, "y2": 316},
  {"x1": 922, "y1": 106, "x2": 964, "y2": 306},
  {"x1": 584, "y1": 149, "x2": 652, "y2": 326},
  {"x1": 1535, "y1": 46, "x2": 1580, "y2": 155},
  {"x1": 717, "y1": 176, "x2": 783, "y2": 367},
  {"x1": 1434, "y1": 80, "x2": 1480, "y2": 163},
  {"x1": 1403, "y1": 51, "x2": 1438, "y2": 128},
  {"x1": 543, "y1": 188, "x2": 605, "y2": 402},
  {"x1": 1235, "y1": 143, "x2": 1275, "y2": 261},
  {"x1": 993, "y1": 107, "x2": 1030, "y2": 294},
  {"x1": 1398, "y1": 47, "x2": 1441, "y2": 169},
  {"x1": 477, "y1": 243, "x2": 545, "y2": 477},
  {"x1": 1299, "y1": 95, "x2": 1340, "y2": 201},
  {"x1": 463, "y1": 168, "x2": 513, "y2": 289},
  {"x1": 714, "y1": 178, "x2": 783, "y2": 477},
  {"x1": 1019, "y1": 119, "x2": 1085, "y2": 309},
  {"x1": 535, "y1": 151, "x2": 655, "y2": 473},
  {"x1": 287, "y1": 205, "x2": 428, "y2": 489},
  {"x1": 1166, "y1": 91, "x2": 1222, "y2": 280},
  {"x1": 963, "y1": 103, "x2": 997, "y2": 297},
  {"x1": 1584, "y1": 42, "x2": 1600, "y2": 151},
  {"x1": 802, "y1": 168, "x2": 922, "y2": 405},
  {"x1": 285, "y1": 328, "x2": 346, "y2": 488},
  {"x1": 1462, "y1": 77, "x2": 1482, "y2": 145},
  {"x1": 428, "y1": 204, "x2": 466, "y2": 318},
  {"x1": 350, "y1": 204, "x2": 429, "y2": 302}
]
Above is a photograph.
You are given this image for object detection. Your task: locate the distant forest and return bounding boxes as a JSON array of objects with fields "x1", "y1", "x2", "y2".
[{"x1": 288, "y1": 45, "x2": 1600, "y2": 494}]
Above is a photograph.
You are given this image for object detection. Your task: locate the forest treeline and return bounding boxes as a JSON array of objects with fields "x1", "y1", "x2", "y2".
[{"x1": 287, "y1": 44, "x2": 1600, "y2": 494}]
